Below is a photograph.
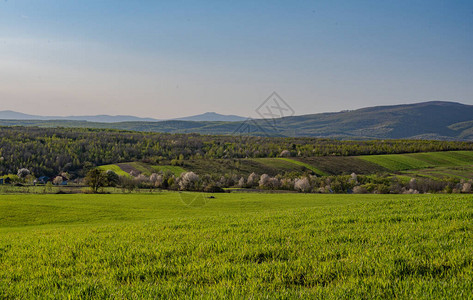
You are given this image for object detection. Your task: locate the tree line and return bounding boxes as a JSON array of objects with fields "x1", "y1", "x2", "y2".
[
  {"x1": 1, "y1": 126, "x2": 473, "y2": 178},
  {"x1": 85, "y1": 168, "x2": 472, "y2": 195}
]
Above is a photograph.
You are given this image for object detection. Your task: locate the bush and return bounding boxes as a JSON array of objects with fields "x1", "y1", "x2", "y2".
[
  {"x1": 353, "y1": 186, "x2": 368, "y2": 194},
  {"x1": 203, "y1": 184, "x2": 225, "y2": 193}
]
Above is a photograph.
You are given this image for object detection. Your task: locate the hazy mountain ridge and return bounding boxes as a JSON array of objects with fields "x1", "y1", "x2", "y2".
[
  {"x1": 1, "y1": 101, "x2": 473, "y2": 140},
  {"x1": 0, "y1": 110, "x2": 246, "y2": 123},
  {"x1": 0, "y1": 110, "x2": 160, "y2": 123},
  {"x1": 174, "y1": 112, "x2": 247, "y2": 122}
]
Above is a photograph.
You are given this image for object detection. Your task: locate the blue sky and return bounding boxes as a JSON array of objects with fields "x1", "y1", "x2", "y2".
[{"x1": 0, "y1": 0, "x2": 472, "y2": 118}]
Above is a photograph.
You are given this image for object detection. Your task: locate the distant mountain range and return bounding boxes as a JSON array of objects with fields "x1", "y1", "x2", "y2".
[
  {"x1": 174, "y1": 112, "x2": 246, "y2": 122},
  {"x1": 0, "y1": 110, "x2": 159, "y2": 123},
  {"x1": 1, "y1": 101, "x2": 473, "y2": 140},
  {"x1": 0, "y1": 110, "x2": 246, "y2": 123}
]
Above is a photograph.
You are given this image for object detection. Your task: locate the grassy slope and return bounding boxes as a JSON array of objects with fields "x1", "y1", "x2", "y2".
[
  {"x1": 294, "y1": 156, "x2": 389, "y2": 175},
  {"x1": 149, "y1": 165, "x2": 186, "y2": 176},
  {"x1": 97, "y1": 164, "x2": 131, "y2": 177},
  {"x1": 401, "y1": 165, "x2": 473, "y2": 180},
  {"x1": 1, "y1": 193, "x2": 473, "y2": 298},
  {"x1": 360, "y1": 151, "x2": 473, "y2": 171},
  {"x1": 98, "y1": 163, "x2": 186, "y2": 177},
  {"x1": 277, "y1": 158, "x2": 327, "y2": 175},
  {"x1": 183, "y1": 158, "x2": 311, "y2": 177}
]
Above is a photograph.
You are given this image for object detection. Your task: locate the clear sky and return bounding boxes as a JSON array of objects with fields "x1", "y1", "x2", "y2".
[{"x1": 0, "y1": 0, "x2": 472, "y2": 119}]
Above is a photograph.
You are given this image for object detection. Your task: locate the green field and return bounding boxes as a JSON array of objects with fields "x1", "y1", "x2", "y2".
[
  {"x1": 97, "y1": 164, "x2": 131, "y2": 177},
  {"x1": 402, "y1": 165, "x2": 473, "y2": 180},
  {"x1": 98, "y1": 162, "x2": 186, "y2": 177},
  {"x1": 149, "y1": 165, "x2": 186, "y2": 176},
  {"x1": 277, "y1": 158, "x2": 327, "y2": 176},
  {"x1": 359, "y1": 151, "x2": 473, "y2": 171},
  {"x1": 1, "y1": 193, "x2": 473, "y2": 299}
]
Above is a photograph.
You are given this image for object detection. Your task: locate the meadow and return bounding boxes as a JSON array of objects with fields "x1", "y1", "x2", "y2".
[{"x1": 1, "y1": 192, "x2": 473, "y2": 299}]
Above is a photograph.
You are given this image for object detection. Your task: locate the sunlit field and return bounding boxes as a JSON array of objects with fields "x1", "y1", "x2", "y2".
[{"x1": 1, "y1": 192, "x2": 472, "y2": 299}]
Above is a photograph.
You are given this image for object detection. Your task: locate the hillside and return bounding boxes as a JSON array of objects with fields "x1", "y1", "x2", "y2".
[
  {"x1": 272, "y1": 101, "x2": 473, "y2": 140},
  {"x1": 97, "y1": 150, "x2": 473, "y2": 180},
  {"x1": 1, "y1": 101, "x2": 473, "y2": 140}
]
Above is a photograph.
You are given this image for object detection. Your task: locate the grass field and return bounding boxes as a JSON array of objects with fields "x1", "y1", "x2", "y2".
[
  {"x1": 149, "y1": 165, "x2": 186, "y2": 176},
  {"x1": 359, "y1": 151, "x2": 473, "y2": 171},
  {"x1": 295, "y1": 156, "x2": 388, "y2": 175},
  {"x1": 402, "y1": 165, "x2": 473, "y2": 180},
  {"x1": 98, "y1": 163, "x2": 186, "y2": 177},
  {"x1": 277, "y1": 158, "x2": 327, "y2": 176},
  {"x1": 1, "y1": 192, "x2": 473, "y2": 299},
  {"x1": 97, "y1": 164, "x2": 131, "y2": 177}
]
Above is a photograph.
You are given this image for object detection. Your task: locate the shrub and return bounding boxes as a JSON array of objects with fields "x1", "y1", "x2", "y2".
[
  {"x1": 204, "y1": 184, "x2": 224, "y2": 193},
  {"x1": 353, "y1": 185, "x2": 368, "y2": 194}
]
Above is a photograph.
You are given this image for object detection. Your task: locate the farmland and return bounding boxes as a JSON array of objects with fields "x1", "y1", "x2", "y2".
[
  {"x1": 1, "y1": 193, "x2": 473, "y2": 298},
  {"x1": 359, "y1": 151, "x2": 473, "y2": 171},
  {"x1": 96, "y1": 150, "x2": 473, "y2": 179}
]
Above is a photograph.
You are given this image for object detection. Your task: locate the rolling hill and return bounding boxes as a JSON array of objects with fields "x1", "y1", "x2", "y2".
[{"x1": 1, "y1": 101, "x2": 473, "y2": 140}]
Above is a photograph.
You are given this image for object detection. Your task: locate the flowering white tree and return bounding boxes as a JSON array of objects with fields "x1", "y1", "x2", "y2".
[
  {"x1": 259, "y1": 174, "x2": 270, "y2": 188},
  {"x1": 150, "y1": 174, "x2": 164, "y2": 188},
  {"x1": 268, "y1": 177, "x2": 280, "y2": 189},
  {"x1": 129, "y1": 170, "x2": 140, "y2": 177},
  {"x1": 462, "y1": 182, "x2": 471, "y2": 193},
  {"x1": 53, "y1": 176, "x2": 63, "y2": 185},
  {"x1": 279, "y1": 150, "x2": 291, "y2": 157},
  {"x1": 350, "y1": 172, "x2": 357, "y2": 182},
  {"x1": 179, "y1": 172, "x2": 199, "y2": 190},
  {"x1": 294, "y1": 177, "x2": 311, "y2": 192},
  {"x1": 17, "y1": 168, "x2": 30, "y2": 178},
  {"x1": 135, "y1": 174, "x2": 149, "y2": 185},
  {"x1": 247, "y1": 172, "x2": 258, "y2": 187}
]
